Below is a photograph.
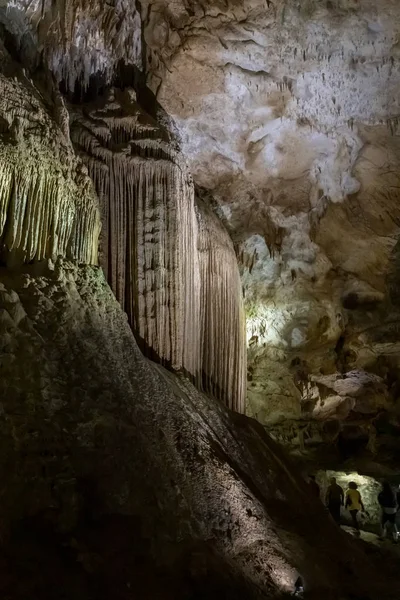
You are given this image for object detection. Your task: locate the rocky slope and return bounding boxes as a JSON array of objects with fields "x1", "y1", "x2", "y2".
[{"x1": 2, "y1": 258, "x2": 400, "y2": 600}]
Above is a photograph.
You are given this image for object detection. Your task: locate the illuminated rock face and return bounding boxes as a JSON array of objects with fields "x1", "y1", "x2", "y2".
[
  {"x1": 133, "y1": 0, "x2": 400, "y2": 449},
  {"x1": 2, "y1": 5, "x2": 400, "y2": 597},
  {"x1": 0, "y1": 41, "x2": 100, "y2": 267},
  {"x1": 3, "y1": 0, "x2": 400, "y2": 461},
  {"x1": 0, "y1": 56, "x2": 394, "y2": 595},
  {"x1": 1, "y1": 0, "x2": 142, "y2": 89},
  {"x1": 71, "y1": 89, "x2": 246, "y2": 411},
  {"x1": 5, "y1": 0, "x2": 400, "y2": 451}
]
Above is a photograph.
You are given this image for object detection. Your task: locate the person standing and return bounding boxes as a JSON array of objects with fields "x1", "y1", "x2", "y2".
[
  {"x1": 345, "y1": 482, "x2": 364, "y2": 533},
  {"x1": 326, "y1": 477, "x2": 344, "y2": 524},
  {"x1": 378, "y1": 481, "x2": 399, "y2": 542}
]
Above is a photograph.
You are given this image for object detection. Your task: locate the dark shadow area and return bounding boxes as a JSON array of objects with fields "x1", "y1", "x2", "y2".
[
  {"x1": 0, "y1": 512, "x2": 276, "y2": 600},
  {"x1": 61, "y1": 62, "x2": 171, "y2": 131}
]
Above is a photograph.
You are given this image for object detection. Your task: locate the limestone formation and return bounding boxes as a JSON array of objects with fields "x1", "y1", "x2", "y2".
[
  {"x1": 2, "y1": 2, "x2": 400, "y2": 596},
  {"x1": 4, "y1": 0, "x2": 400, "y2": 459},
  {"x1": 1, "y1": 0, "x2": 142, "y2": 89},
  {"x1": 197, "y1": 197, "x2": 246, "y2": 412},
  {"x1": 0, "y1": 41, "x2": 100, "y2": 266},
  {"x1": 71, "y1": 90, "x2": 246, "y2": 411},
  {"x1": 132, "y1": 0, "x2": 400, "y2": 455}
]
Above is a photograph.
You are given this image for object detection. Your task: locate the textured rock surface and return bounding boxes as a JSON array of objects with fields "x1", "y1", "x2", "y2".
[
  {"x1": 1, "y1": 260, "x2": 400, "y2": 600},
  {"x1": 196, "y1": 196, "x2": 246, "y2": 410},
  {"x1": 0, "y1": 40, "x2": 100, "y2": 266},
  {"x1": 71, "y1": 89, "x2": 246, "y2": 411},
  {"x1": 1, "y1": 3, "x2": 400, "y2": 596},
  {"x1": 0, "y1": 0, "x2": 142, "y2": 88},
  {"x1": 134, "y1": 0, "x2": 400, "y2": 450}
]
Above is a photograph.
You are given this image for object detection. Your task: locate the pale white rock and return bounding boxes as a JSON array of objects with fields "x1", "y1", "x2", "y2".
[{"x1": 71, "y1": 89, "x2": 247, "y2": 412}]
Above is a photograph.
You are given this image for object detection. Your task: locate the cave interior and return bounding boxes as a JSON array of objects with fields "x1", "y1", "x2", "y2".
[{"x1": 1, "y1": 1, "x2": 400, "y2": 599}]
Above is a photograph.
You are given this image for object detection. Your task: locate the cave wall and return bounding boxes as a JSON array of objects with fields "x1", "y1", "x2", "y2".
[
  {"x1": 70, "y1": 89, "x2": 246, "y2": 411},
  {"x1": 131, "y1": 0, "x2": 400, "y2": 456},
  {"x1": 2, "y1": 5, "x2": 400, "y2": 597},
  {"x1": 6, "y1": 0, "x2": 400, "y2": 458}
]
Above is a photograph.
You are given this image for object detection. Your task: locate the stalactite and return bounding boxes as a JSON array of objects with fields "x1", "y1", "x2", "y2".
[
  {"x1": 0, "y1": 70, "x2": 100, "y2": 265},
  {"x1": 197, "y1": 198, "x2": 246, "y2": 413},
  {"x1": 71, "y1": 88, "x2": 246, "y2": 412},
  {"x1": 71, "y1": 88, "x2": 201, "y2": 377},
  {"x1": 11, "y1": 0, "x2": 142, "y2": 90}
]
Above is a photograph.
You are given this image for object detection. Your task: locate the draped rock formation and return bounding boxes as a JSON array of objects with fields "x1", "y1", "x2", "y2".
[
  {"x1": 197, "y1": 198, "x2": 246, "y2": 412},
  {"x1": 133, "y1": 0, "x2": 400, "y2": 461},
  {"x1": 4, "y1": 0, "x2": 400, "y2": 466},
  {"x1": 0, "y1": 0, "x2": 142, "y2": 89},
  {"x1": 71, "y1": 89, "x2": 246, "y2": 412},
  {"x1": 71, "y1": 88, "x2": 200, "y2": 377},
  {"x1": 0, "y1": 43, "x2": 100, "y2": 266}
]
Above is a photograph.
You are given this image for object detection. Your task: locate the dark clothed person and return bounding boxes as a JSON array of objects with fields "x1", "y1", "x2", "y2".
[
  {"x1": 326, "y1": 478, "x2": 344, "y2": 524},
  {"x1": 378, "y1": 482, "x2": 399, "y2": 541}
]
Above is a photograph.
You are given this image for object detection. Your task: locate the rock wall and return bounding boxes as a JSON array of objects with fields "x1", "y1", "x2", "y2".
[
  {"x1": 0, "y1": 0, "x2": 142, "y2": 89},
  {"x1": 4, "y1": 0, "x2": 400, "y2": 456},
  {"x1": 128, "y1": 0, "x2": 400, "y2": 458},
  {"x1": 71, "y1": 89, "x2": 246, "y2": 411},
  {"x1": 1, "y1": 16, "x2": 400, "y2": 600}
]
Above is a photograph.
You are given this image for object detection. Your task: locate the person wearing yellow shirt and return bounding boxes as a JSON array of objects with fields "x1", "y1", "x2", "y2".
[{"x1": 345, "y1": 482, "x2": 365, "y2": 534}]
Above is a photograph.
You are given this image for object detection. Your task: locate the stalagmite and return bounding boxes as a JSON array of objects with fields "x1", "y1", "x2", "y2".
[
  {"x1": 0, "y1": 55, "x2": 100, "y2": 265},
  {"x1": 71, "y1": 88, "x2": 246, "y2": 411}
]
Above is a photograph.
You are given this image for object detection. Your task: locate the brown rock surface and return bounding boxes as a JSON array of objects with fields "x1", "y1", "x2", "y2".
[
  {"x1": 0, "y1": 260, "x2": 400, "y2": 600},
  {"x1": 1, "y1": 4, "x2": 400, "y2": 596}
]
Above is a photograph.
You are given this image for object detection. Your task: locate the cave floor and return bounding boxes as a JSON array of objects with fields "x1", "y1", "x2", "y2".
[
  {"x1": 343, "y1": 526, "x2": 399, "y2": 548},
  {"x1": 341, "y1": 526, "x2": 400, "y2": 585}
]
